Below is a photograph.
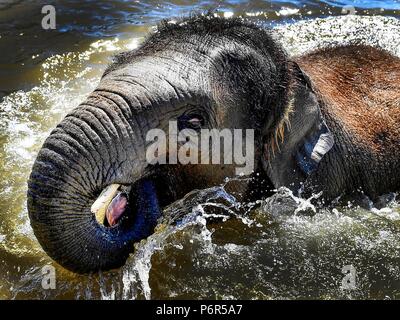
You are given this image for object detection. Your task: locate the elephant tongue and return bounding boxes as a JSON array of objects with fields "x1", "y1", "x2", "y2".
[
  {"x1": 129, "y1": 179, "x2": 162, "y2": 242},
  {"x1": 106, "y1": 192, "x2": 128, "y2": 227},
  {"x1": 103, "y1": 179, "x2": 161, "y2": 240}
]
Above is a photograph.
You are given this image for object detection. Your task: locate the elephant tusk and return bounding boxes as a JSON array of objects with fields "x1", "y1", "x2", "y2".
[{"x1": 91, "y1": 184, "x2": 121, "y2": 224}]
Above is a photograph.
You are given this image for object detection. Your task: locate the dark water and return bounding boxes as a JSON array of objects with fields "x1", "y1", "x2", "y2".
[{"x1": 0, "y1": 1, "x2": 399, "y2": 299}]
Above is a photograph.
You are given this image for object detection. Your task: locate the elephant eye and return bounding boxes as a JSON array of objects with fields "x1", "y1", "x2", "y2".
[{"x1": 178, "y1": 114, "x2": 205, "y2": 131}]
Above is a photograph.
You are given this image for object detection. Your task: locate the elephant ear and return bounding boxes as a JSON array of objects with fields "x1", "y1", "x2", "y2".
[
  {"x1": 295, "y1": 118, "x2": 335, "y2": 175},
  {"x1": 292, "y1": 63, "x2": 335, "y2": 176}
]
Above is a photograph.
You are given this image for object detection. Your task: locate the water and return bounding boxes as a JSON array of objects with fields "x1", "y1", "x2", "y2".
[{"x1": 0, "y1": 1, "x2": 399, "y2": 300}]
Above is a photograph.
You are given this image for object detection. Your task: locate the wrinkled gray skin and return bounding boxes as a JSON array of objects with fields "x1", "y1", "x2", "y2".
[{"x1": 28, "y1": 16, "x2": 400, "y2": 273}]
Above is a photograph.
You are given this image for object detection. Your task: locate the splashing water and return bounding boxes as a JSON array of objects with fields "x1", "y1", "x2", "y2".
[{"x1": 0, "y1": 9, "x2": 400, "y2": 299}]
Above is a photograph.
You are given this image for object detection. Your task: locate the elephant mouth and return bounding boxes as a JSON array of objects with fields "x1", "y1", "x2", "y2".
[
  {"x1": 91, "y1": 174, "x2": 171, "y2": 240},
  {"x1": 104, "y1": 191, "x2": 128, "y2": 227},
  {"x1": 91, "y1": 183, "x2": 127, "y2": 227},
  {"x1": 92, "y1": 186, "x2": 133, "y2": 228}
]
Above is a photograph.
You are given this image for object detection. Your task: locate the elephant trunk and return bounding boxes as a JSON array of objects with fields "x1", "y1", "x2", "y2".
[{"x1": 27, "y1": 85, "x2": 162, "y2": 273}]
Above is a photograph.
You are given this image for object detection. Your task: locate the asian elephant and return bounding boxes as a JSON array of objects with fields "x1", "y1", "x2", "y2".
[{"x1": 27, "y1": 15, "x2": 400, "y2": 273}]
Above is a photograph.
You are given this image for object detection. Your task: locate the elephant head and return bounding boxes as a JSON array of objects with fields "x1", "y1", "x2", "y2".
[{"x1": 27, "y1": 15, "x2": 334, "y2": 273}]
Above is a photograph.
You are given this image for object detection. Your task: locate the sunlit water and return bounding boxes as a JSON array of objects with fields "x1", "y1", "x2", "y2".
[{"x1": 0, "y1": 1, "x2": 399, "y2": 299}]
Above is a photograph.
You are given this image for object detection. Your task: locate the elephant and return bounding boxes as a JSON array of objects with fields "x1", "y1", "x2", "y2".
[{"x1": 27, "y1": 15, "x2": 400, "y2": 273}]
